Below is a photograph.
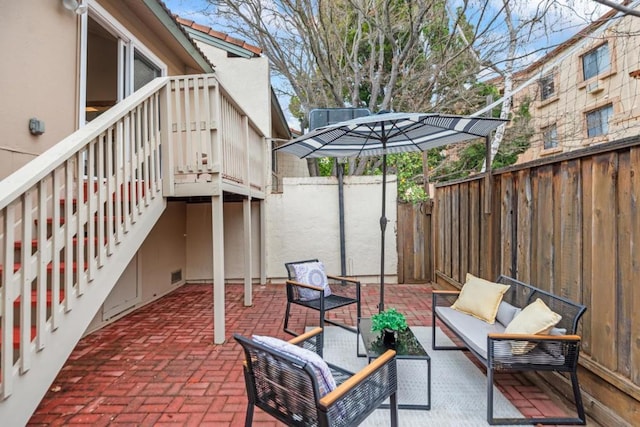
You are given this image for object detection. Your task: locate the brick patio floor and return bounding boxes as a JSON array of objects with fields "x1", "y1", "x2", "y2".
[{"x1": 28, "y1": 282, "x2": 585, "y2": 426}]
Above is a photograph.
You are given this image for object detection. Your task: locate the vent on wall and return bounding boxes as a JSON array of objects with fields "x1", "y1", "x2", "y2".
[{"x1": 171, "y1": 270, "x2": 183, "y2": 284}]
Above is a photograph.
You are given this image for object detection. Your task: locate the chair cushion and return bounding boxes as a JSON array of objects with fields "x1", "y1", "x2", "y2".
[
  {"x1": 252, "y1": 335, "x2": 336, "y2": 397},
  {"x1": 292, "y1": 261, "x2": 332, "y2": 301},
  {"x1": 504, "y1": 298, "x2": 562, "y2": 355},
  {"x1": 451, "y1": 273, "x2": 510, "y2": 324}
]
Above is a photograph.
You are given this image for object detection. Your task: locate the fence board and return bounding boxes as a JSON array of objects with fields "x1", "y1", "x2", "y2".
[
  {"x1": 558, "y1": 160, "x2": 582, "y2": 303},
  {"x1": 581, "y1": 157, "x2": 593, "y2": 354},
  {"x1": 469, "y1": 180, "x2": 481, "y2": 277},
  {"x1": 534, "y1": 165, "x2": 554, "y2": 291},
  {"x1": 436, "y1": 189, "x2": 444, "y2": 276},
  {"x1": 501, "y1": 173, "x2": 515, "y2": 276},
  {"x1": 590, "y1": 152, "x2": 618, "y2": 370},
  {"x1": 631, "y1": 147, "x2": 640, "y2": 385},
  {"x1": 480, "y1": 180, "x2": 491, "y2": 280},
  {"x1": 451, "y1": 186, "x2": 460, "y2": 283},
  {"x1": 444, "y1": 186, "x2": 452, "y2": 278},
  {"x1": 617, "y1": 151, "x2": 632, "y2": 379},
  {"x1": 459, "y1": 184, "x2": 469, "y2": 281},
  {"x1": 515, "y1": 170, "x2": 532, "y2": 283}
]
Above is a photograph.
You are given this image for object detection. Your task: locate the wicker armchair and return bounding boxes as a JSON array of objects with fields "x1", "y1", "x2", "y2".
[
  {"x1": 234, "y1": 328, "x2": 398, "y2": 427},
  {"x1": 284, "y1": 259, "x2": 361, "y2": 355}
]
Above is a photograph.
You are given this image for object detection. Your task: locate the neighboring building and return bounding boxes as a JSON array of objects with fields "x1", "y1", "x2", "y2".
[{"x1": 499, "y1": 6, "x2": 640, "y2": 163}]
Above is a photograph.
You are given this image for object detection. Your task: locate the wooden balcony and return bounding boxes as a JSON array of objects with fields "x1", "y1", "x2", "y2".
[{"x1": 162, "y1": 75, "x2": 267, "y2": 199}]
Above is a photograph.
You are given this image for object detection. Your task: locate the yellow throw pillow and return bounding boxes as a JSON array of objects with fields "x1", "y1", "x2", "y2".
[
  {"x1": 451, "y1": 273, "x2": 510, "y2": 324},
  {"x1": 504, "y1": 298, "x2": 562, "y2": 355}
]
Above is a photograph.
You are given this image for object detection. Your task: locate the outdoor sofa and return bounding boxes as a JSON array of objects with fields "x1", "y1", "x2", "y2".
[{"x1": 432, "y1": 274, "x2": 587, "y2": 425}]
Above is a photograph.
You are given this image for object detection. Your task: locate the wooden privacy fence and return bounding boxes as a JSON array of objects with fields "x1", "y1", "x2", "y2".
[
  {"x1": 397, "y1": 201, "x2": 432, "y2": 283},
  {"x1": 433, "y1": 136, "x2": 640, "y2": 426}
]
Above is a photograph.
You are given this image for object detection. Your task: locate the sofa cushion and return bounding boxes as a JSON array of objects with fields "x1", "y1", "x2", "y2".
[
  {"x1": 504, "y1": 298, "x2": 562, "y2": 355},
  {"x1": 292, "y1": 261, "x2": 332, "y2": 301},
  {"x1": 451, "y1": 273, "x2": 510, "y2": 324},
  {"x1": 252, "y1": 335, "x2": 336, "y2": 397},
  {"x1": 436, "y1": 306, "x2": 505, "y2": 360}
]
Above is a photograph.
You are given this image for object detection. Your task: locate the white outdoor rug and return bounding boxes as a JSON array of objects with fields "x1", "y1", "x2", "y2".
[{"x1": 316, "y1": 326, "x2": 523, "y2": 426}]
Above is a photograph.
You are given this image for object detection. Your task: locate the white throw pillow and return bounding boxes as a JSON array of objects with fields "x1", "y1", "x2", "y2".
[{"x1": 292, "y1": 261, "x2": 332, "y2": 301}]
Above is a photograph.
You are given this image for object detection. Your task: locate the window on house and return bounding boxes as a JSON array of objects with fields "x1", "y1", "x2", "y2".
[
  {"x1": 542, "y1": 124, "x2": 558, "y2": 149},
  {"x1": 586, "y1": 104, "x2": 613, "y2": 138},
  {"x1": 582, "y1": 43, "x2": 610, "y2": 81},
  {"x1": 539, "y1": 74, "x2": 555, "y2": 100}
]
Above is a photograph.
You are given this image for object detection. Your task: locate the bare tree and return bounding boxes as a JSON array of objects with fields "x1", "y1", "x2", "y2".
[{"x1": 203, "y1": 0, "x2": 493, "y2": 175}]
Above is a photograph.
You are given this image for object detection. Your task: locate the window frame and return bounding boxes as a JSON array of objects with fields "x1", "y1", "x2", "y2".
[
  {"x1": 542, "y1": 124, "x2": 559, "y2": 150},
  {"x1": 585, "y1": 103, "x2": 614, "y2": 138},
  {"x1": 539, "y1": 74, "x2": 555, "y2": 101},
  {"x1": 581, "y1": 42, "x2": 610, "y2": 81},
  {"x1": 577, "y1": 38, "x2": 617, "y2": 90}
]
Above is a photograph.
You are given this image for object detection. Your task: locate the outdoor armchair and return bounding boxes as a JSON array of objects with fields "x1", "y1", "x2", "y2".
[
  {"x1": 234, "y1": 327, "x2": 398, "y2": 427},
  {"x1": 284, "y1": 259, "x2": 361, "y2": 356}
]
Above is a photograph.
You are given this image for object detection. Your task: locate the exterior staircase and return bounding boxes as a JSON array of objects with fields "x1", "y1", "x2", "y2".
[{"x1": 0, "y1": 74, "x2": 266, "y2": 426}]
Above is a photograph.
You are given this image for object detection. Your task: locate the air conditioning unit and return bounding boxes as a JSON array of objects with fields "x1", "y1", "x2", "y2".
[{"x1": 586, "y1": 81, "x2": 604, "y2": 94}]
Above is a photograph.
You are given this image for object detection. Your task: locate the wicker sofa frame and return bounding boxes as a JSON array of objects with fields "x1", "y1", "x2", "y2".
[
  {"x1": 432, "y1": 275, "x2": 587, "y2": 425},
  {"x1": 235, "y1": 327, "x2": 398, "y2": 427}
]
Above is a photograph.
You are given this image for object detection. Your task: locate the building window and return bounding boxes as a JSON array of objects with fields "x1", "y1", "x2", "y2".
[
  {"x1": 539, "y1": 74, "x2": 555, "y2": 100},
  {"x1": 542, "y1": 124, "x2": 558, "y2": 149},
  {"x1": 582, "y1": 43, "x2": 610, "y2": 81},
  {"x1": 586, "y1": 104, "x2": 613, "y2": 138}
]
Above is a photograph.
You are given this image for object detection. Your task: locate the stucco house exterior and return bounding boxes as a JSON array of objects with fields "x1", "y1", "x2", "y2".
[
  {"x1": 0, "y1": 1, "x2": 292, "y2": 424},
  {"x1": 497, "y1": 6, "x2": 640, "y2": 164}
]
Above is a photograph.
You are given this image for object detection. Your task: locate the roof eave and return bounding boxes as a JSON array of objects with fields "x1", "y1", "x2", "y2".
[{"x1": 144, "y1": 0, "x2": 215, "y2": 73}]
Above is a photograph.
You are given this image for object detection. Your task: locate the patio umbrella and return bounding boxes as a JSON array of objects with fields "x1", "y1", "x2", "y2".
[{"x1": 276, "y1": 112, "x2": 508, "y2": 312}]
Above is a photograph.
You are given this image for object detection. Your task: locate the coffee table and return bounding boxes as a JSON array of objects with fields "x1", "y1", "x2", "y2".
[{"x1": 358, "y1": 318, "x2": 431, "y2": 410}]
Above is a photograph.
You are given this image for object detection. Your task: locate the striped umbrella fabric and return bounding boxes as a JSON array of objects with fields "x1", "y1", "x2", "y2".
[
  {"x1": 275, "y1": 111, "x2": 508, "y2": 312},
  {"x1": 276, "y1": 112, "x2": 508, "y2": 159}
]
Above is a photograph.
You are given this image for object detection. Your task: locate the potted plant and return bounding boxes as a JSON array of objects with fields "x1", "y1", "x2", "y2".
[{"x1": 371, "y1": 308, "x2": 408, "y2": 348}]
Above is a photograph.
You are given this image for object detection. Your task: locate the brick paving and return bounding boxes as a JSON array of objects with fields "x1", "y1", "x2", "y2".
[{"x1": 29, "y1": 282, "x2": 580, "y2": 426}]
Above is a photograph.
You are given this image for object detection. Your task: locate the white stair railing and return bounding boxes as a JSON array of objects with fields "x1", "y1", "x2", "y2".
[
  {"x1": 0, "y1": 73, "x2": 268, "y2": 426},
  {"x1": 0, "y1": 77, "x2": 168, "y2": 426}
]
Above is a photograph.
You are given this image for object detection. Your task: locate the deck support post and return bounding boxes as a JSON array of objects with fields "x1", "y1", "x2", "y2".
[
  {"x1": 243, "y1": 197, "x2": 252, "y2": 306},
  {"x1": 212, "y1": 195, "x2": 226, "y2": 344}
]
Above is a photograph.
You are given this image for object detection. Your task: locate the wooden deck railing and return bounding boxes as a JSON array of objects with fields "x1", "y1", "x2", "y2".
[{"x1": 165, "y1": 74, "x2": 266, "y2": 196}]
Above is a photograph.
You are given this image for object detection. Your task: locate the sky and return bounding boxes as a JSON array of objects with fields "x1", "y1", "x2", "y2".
[{"x1": 162, "y1": 0, "x2": 615, "y2": 129}]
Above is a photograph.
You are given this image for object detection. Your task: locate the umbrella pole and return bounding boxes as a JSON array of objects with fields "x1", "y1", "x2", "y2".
[{"x1": 379, "y1": 153, "x2": 387, "y2": 313}]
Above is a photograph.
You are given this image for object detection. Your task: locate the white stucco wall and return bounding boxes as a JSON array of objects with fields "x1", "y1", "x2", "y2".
[
  {"x1": 194, "y1": 41, "x2": 271, "y2": 137},
  {"x1": 266, "y1": 175, "x2": 398, "y2": 283}
]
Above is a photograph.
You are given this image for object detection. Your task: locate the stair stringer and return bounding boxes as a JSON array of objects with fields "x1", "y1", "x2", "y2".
[{"x1": 0, "y1": 196, "x2": 166, "y2": 427}]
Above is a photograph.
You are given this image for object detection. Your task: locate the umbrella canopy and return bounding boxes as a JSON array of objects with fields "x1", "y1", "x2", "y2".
[{"x1": 276, "y1": 112, "x2": 508, "y2": 312}]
